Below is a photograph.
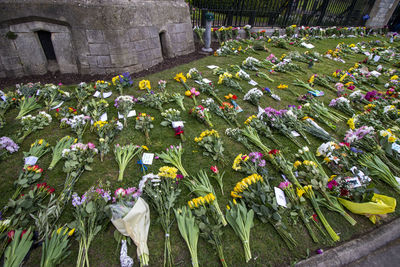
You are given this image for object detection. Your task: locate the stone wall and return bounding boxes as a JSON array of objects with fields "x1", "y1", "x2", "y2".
[
  {"x1": 0, "y1": 0, "x2": 195, "y2": 78},
  {"x1": 366, "y1": 0, "x2": 400, "y2": 28}
]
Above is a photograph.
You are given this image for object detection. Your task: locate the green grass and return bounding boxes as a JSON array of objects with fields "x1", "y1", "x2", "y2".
[{"x1": 1, "y1": 35, "x2": 399, "y2": 267}]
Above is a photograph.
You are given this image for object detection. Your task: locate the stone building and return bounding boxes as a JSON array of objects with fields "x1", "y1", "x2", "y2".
[{"x1": 0, "y1": 0, "x2": 195, "y2": 78}]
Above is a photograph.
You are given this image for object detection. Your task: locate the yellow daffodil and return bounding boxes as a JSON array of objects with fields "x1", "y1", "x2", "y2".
[
  {"x1": 174, "y1": 73, "x2": 187, "y2": 83},
  {"x1": 277, "y1": 84, "x2": 288, "y2": 89},
  {"x1": 141, "y1": 145, "x2": 149, "y2": 151}
]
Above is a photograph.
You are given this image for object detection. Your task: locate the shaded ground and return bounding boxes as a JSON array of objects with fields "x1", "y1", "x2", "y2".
[
  {"x1": 347, "y1": 238, "x2": 400, "y2": 267},
  {"x1": 0, "y1": 42, "x2": 219, "y2": 88}
]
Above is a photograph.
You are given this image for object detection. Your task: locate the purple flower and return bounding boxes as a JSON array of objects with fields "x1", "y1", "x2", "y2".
[{"x1": 0, "y1": 136, "x2": 19, "y2": 154}]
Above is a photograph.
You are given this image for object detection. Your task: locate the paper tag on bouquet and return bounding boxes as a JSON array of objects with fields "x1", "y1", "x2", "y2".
[
  {"x1": 118, "y1": 110, "x2": 137, "y2": 118},
  {"x1": 94, "y1": 91, "x2": 112, "y2": 98},
  {"x1": 172, "y1": 121, "x2": 184, "y2": 128},
  {"x1": 373, "y1": 55, "x2": 380, "y2": 62},
  {"x1": 257, "y1": 106, "x2": 265, "y2": 118},
  {"x1": 142, "y1": 153, "x2": 154, "y2": 165},
  {"x1": 291, "y1": 131, "x2": 300, "y2": 137},
  {"x1": 248, "y1": 80, "x2": 258, "y2": 86},
  {"x1": 36, "y1": 90, "x2": 41, "y2": 96},
  {"x1": 24, "y1": 156, "x2": 38, "y2": 166},
  {"x1": 392, "y1": 143, "x2": 400, "y2": 153},
  {"x1": 345, "y1": 177, "x2": 362, "y2": 188},
  {"x1": 207, "y1": 65, "x2": 219, "y2": 69},
  {"x1": 231, "y1": 100, "x2": 243, "y2": 113},
  {"x1": 274, "y1": 187, "x2": 287, "y2": 208},
  {"x1": 202, "y1": 78, "x2": 212, "y2": 83}
]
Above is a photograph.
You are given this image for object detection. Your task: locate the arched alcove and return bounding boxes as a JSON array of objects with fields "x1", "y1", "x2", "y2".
[{"x1": 159, "y1": 30, "x2": 173, "y2": 58}]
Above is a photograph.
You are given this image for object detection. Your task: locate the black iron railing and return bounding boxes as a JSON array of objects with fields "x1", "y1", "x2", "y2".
[{"x1": 189, "y1": 0, "x2": 376, "y2": 28}]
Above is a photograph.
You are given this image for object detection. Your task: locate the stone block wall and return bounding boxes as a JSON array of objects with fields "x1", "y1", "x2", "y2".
[
  {"x1": 0, "y1": 0, "x2": 195, "y2": 77},
  {"x1": 366, "y1": 0, "x2": 400, "y2": 28}
]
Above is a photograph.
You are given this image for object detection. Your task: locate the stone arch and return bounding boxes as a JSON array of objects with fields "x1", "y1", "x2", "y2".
[
  {"x1": 158, "y1": 29, "x2": 174, "y2": 58},
  {"x1": 5, "y1": 18, "x2": 77, "y2": 75}
]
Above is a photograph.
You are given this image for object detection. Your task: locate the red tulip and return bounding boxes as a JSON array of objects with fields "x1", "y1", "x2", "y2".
[{"x1": 210, "y1": 166, "x2": 219, "y2": 174}]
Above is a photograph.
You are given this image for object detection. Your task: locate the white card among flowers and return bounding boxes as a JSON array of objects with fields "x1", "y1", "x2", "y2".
[
  {"x1": 24, "y1": 156, "x2": 38, "y2": 166},
  {"x1": 142, "y1": 153, "x2": 154, "y2": 165},
  {"x1": 118, "y1": 110, "x2": 136, "y2": 119},
  {"x1": 274, "y1": 187, "x2": 287, "y2": 208}
]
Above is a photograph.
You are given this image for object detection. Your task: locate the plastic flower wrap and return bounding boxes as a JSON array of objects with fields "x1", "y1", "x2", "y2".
[
  {"x1": 82, "y1": 98, "x2": 108, "y2": 125},
  {"x1": 160, "y1": 109, "x2": 185, "y2": 140},
  {"x1": 74, "y1": 82, "x2": 94, "y2": 108},
  {"x1": 201, "y1": 98, "x2": 235, "y2": 127},
  {"x1": 16, "y1": 96, "x2": 42, "y2": 119},
  {"x1": 329, "y1": 97, "x2": 355, "y2": 116}
]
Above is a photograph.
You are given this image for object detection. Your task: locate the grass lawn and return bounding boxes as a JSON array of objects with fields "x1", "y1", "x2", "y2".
[{"x1": 1, "y1": 35, "x2": 399, "y2": 267}]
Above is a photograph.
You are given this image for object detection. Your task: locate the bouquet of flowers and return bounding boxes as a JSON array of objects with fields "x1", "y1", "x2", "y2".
[
  {"x1": 18, "y1": 111, "x2": 52, "y2": 143},
  {"x1": 210, "y1": 165, "x2": 225, "y2": 195},
  {"x1": 241, "y1": 57, "x2": 268, "y2": 71},
  {"x1": 187, "y1": 68, "x2": 203, "y2": 82},
  {"x1": 225, "y1": 201, "x2": 254, "y2": 262},
  {"x1": 201, "y1": 98, "x2": 234, "y2": 127},
  {"x1": 16, "y1": 82, "x2": 41, "y2": 97},
  {"x1": 171, "y1": 93, "x2": 186, "y2": 111},
  {"x1": 194, "y1": 130, "x2": 225, "y2": 163},
  {"x1": 4, "y1": 228, "x2": 33, "y2": 267},
  {"x1": 112, "y1": 72, "x2": 133, "y2": 95},
  {"x1": 0, "y1": 136, "x2": 19, "y2": 160},
  {"x1": 185, "y1": 88, "x2": 200, "y2": 105},
  {"x1": 11, "y1": 164, "x2": 44, "y2": 201},
  {"x1": 358, "y1": 154, "x2": 400, "y2": 194},
  {"x1": 74, "y1": 82, "x2": 94, "y2": 108},
  {"x1": 184, "y1": 170, "x2": 227, "y2": 226},
  {"x1": 157, "y1": 144, "x2": 189, "y2": 177},
  {"x1": 59, "y1": 143, "x2": 98, "y2": 205},
  {"x1": 296, "y1": 147, "x2": 357, "y2": 225},
  {"x1": 82, "y1": 99, "x2": 109, "y2": 126},
  {"x1": 94, "y1": 120, "x2": 123, "y2": 161},
  {"x1": 16, "y1": 96, "x2": 41, "y2": 119},
  {"x1": 219, "y1": 102, "x2": 241, "y2": 127},
  {"x1": 7, "y1": 182, "x2": 54, "y2": 227},
  {"x1": 232, "y1": 152, "x2": 267, "y2": 177},
  {"x1": 160, "y1": 109, "x2": 185, "y2": 140},
  {"x1": 240, "y1": 126, "x2": 272, "y2": 155},
  {"x1": 243, "y1": 88, "x2": 263, "y2": 106},
  {"x1": 302, "y1": 100, "x2": 345, "y2": 130},
  {"x1": 144, "y1": 167, "x2": 182, "y2": 267},
  {"x1": 139, "y1": 79, "x2": 152, "y2": 94},
  {"x1": 329, "y1": 97, "x2": 355, "y2": 116},
  {"x1": 218, "y1": 72, "x2": 243, "y2": 92},
  {"x1": 193, "y1": 27, "x2": 205, "y2": 45},
  {"x1": 23, "y1": 139, "x2": 51, "y2": 162},
  {"x1": 234, "y1": 69, "x2": 251, "y2": 81},
  {"x1": 188, "y1": 193, "x2": 228, "y2": 267},
  {"x1": 94, "y1": 80, "x2": 111, "y2": 98},
  {"x1": 244, "y1": 115, "x2": 280, "y2": 146},
  {"x1": 231, "y1": 174, "x2": 298, "y2": 249},
  {"x1": 256, "y1": 72, "x2": 274, "y2": 82},
  {"x1": 135, "y1": 113, "x2": 154, "y2": 144},
  {"x1": 138, "y1": 92, "x2": 169, "y2": 112},
  {"x1": 114, "y1": 95, "x2": 137, "y2": 127},
  {"x1": 63, "y1": 114, "x2": 90, "y2": 141},
  {"x1": 309, "y1": 74, "x2": 335, "y2": 91},
  {"x1": 174, "y1": 207, "x2": 199, "y2": 267},
  {"x1": 70, "y1": 183, "x2": 111, "y2": 267},
  {"x1": 40, "y1": 226, "x2": 75, "y2": 267},
  {"x1": 174, "y1": 73, "x2": 190, "y2": 90},
  {"x1": 301, "y1": 116, "x2": 333, "y2": 141},
  {"x1": 114, "y1": 144, "x2": 144, "y2": 181},
  {"x1": 109, "y1": 186, "x2": 150, "y2": 266},
  {"x1": 279, "y1": 182, "x2": 327, "y2": 243},
  {"x1": 225, "y1": 127, "x2": 254, "y2": 151},
  {"x1": 55, "y1": 106, "x2": 78, "y2": 124},
  {"x1": 316, "y1": 141, "x2": 351, "y2": 174},
  {"x1": 158, "y1": 80, "x2": 167, "y2": 93},
  {"x1": 272, "y1": 59, "x2": 303, "y2": 73},
  {"x1": 261, "y1": 108, "x2": 303, "y2": 147},
  {"x1": 190, "y1": 105, "x2": 213, "y2": 128},
  {"x1": 40, "y1": 84, "x2": 70, "y2": 111},
  {"x1": 48, "y1": 136, "x2": 76, "y2": 170},
  {"x1": 198, "y1": 81, "x2": 223, "y2": 104}
]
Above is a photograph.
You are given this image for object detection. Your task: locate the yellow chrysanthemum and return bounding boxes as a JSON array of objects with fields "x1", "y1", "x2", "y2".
[{"x1": 174, "y1": 73, "x2": 187, "y2": 83}]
